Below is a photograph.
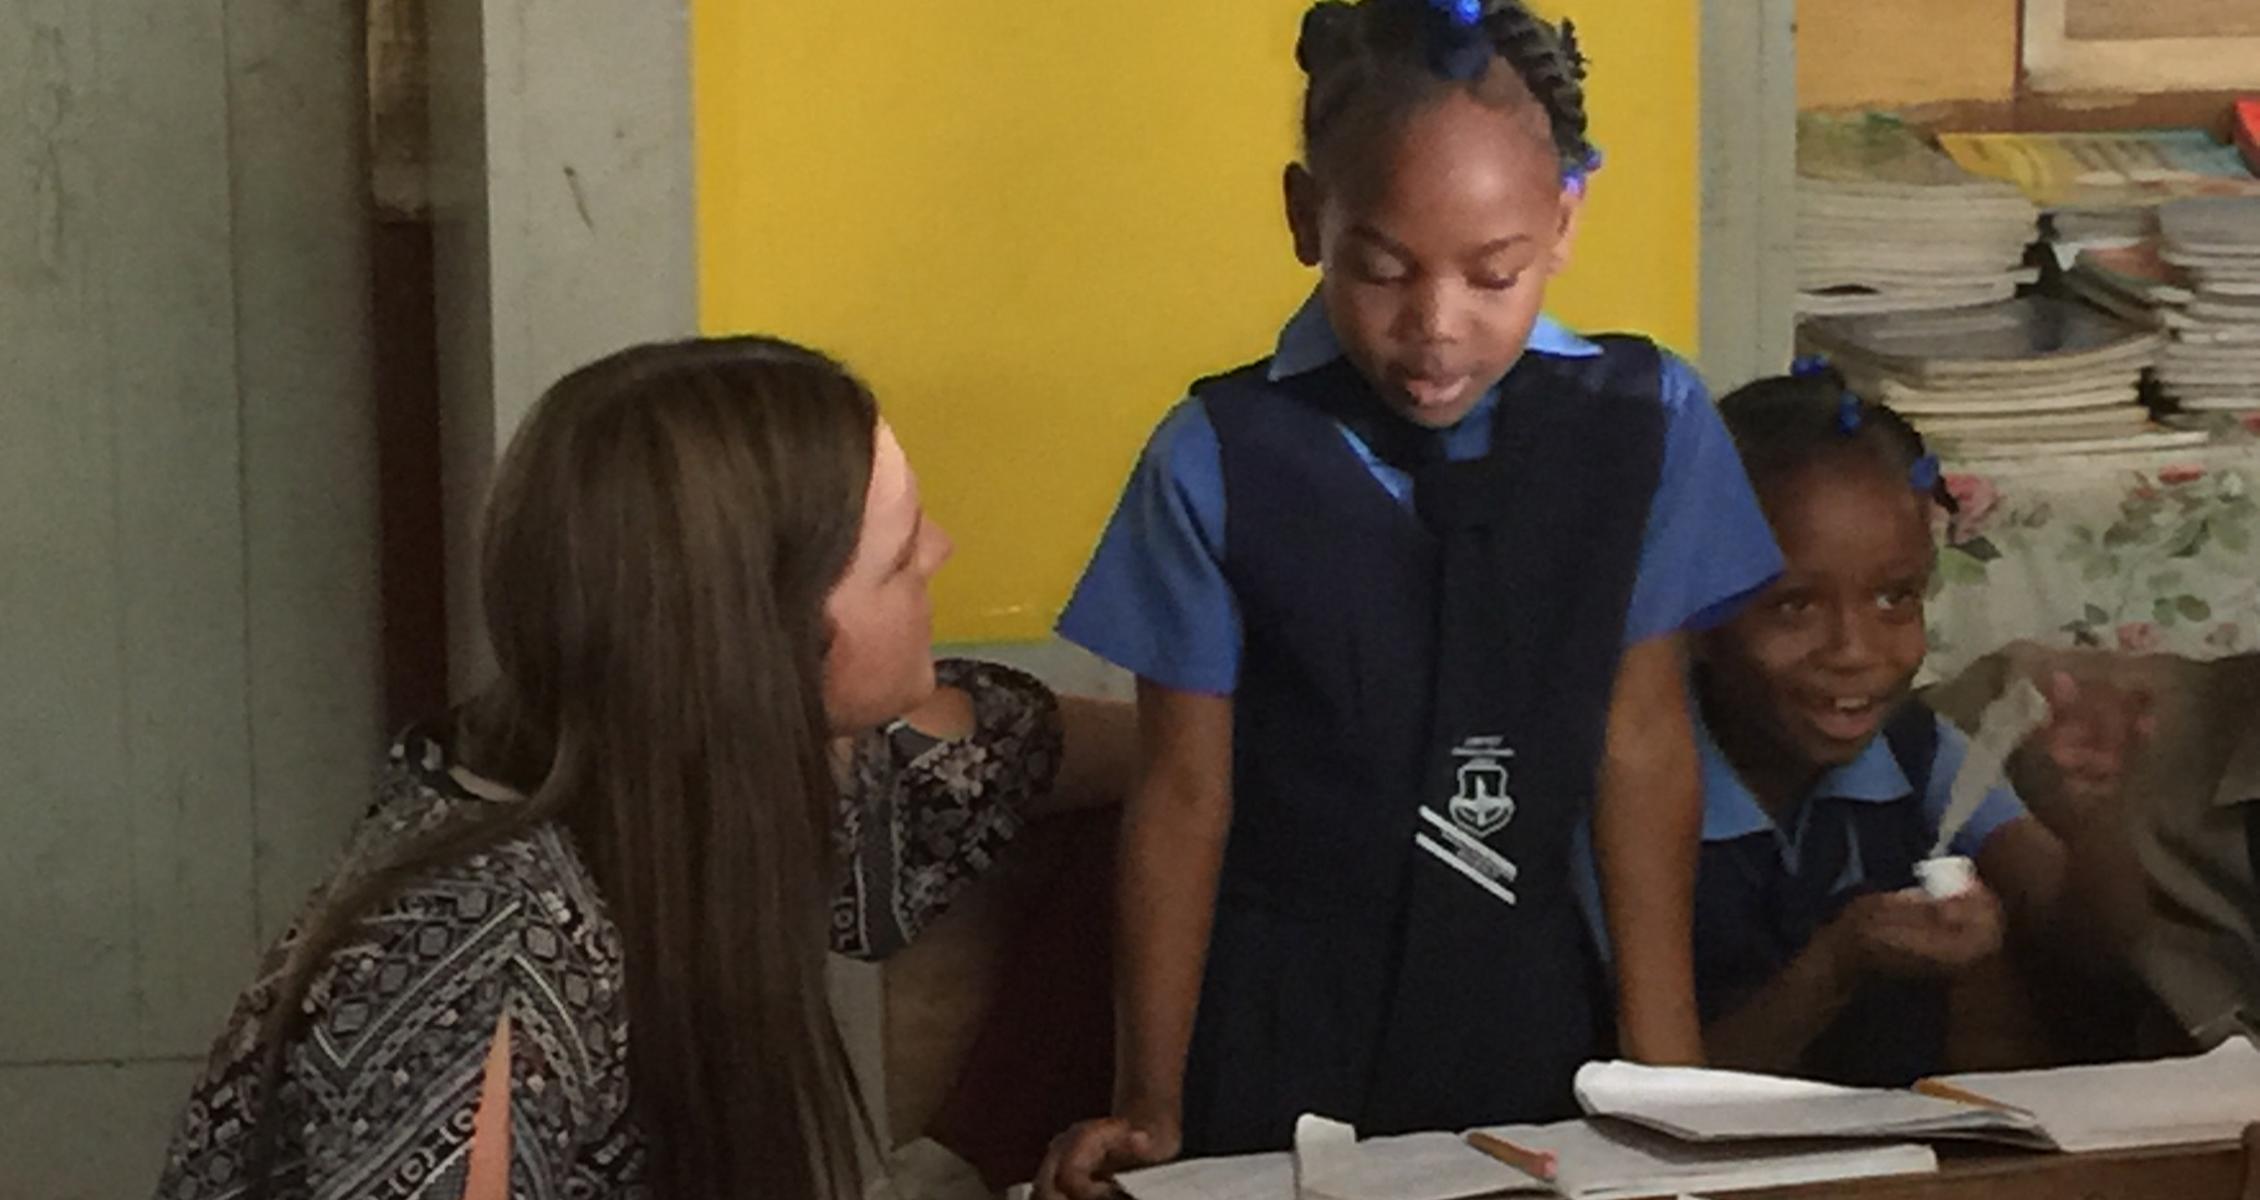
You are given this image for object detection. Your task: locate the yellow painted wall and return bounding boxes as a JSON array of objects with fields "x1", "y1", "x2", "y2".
[{"x1": 695, "y1": 2, "x2": 1699, "y2": 641}]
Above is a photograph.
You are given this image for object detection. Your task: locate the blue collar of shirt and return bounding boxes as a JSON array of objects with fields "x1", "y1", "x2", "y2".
[
  {"x1": 1264, "y1": 290, "x2": 1601, "y2": 384},
  {"x1": 1695, "y1": 705, "x2": 1913, "y2": 842}
]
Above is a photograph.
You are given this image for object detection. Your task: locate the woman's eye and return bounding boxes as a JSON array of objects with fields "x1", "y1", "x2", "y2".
[{"x1": 1470, "y1": 272, "x2": 1523, "y2": 292}]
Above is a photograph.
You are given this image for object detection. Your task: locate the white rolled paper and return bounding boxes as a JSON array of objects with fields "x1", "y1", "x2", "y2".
[{"x1": 1915, "y1": 855, "x2": 1976, "y2": 900}]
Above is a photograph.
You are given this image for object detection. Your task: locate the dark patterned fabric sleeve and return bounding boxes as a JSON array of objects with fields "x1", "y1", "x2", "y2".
[
  {"x1": 154, "y1": 732, "x2": 644, "y2": 1200},
  {"x1": 282, "y1": 836, "x2": 634, "y2": 1200},
  {"x1": 831, "y1": 659, "x2": 1064, "y2": 960}
]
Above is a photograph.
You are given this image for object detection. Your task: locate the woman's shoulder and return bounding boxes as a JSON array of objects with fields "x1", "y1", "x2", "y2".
[
  {"x1": 157, "y1": 728, "x2": 634, "y2": 1199},
  {"x1": 355, "y1": 723, "x2": 621, "y2": 972}
]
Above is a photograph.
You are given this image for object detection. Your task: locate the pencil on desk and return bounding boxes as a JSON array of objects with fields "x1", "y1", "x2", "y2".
[
  {"x1": 1465, "y1": 1130, "x2": 1558, "y2": 1183},
  {"x1": 1913, "y1": 1077, "x2": 2011, "y2": 1111}
]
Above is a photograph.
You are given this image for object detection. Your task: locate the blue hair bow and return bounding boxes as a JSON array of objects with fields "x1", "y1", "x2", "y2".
[
  {"x1": 1909, "y1": 453, "x2": 1942, "y2": 494},
  {"x1": 1564, "y1": 147, "x2": 1604, "y2": 189},
  {"x1": 1424, "y1": 0, "x2": 1492, "y2": 82},
  {"x1": 1837, "y1": 391, "x2": 1864, "y2": 435},
  {"x1": 1434, "y1": 0, "x2": 1484, "y2": 26},
  {"x1": 1791, "y1": 354, "x2": 1831, "y2": 378}
]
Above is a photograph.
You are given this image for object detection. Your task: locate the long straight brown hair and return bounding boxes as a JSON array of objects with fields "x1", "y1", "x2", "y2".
[{"x1": 249, "y1": 335, "x2": 879, "y2": 1200}]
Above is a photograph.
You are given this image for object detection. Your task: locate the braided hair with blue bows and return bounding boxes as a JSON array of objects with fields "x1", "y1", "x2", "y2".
[
  {"x1": 1297, "y1": 0, "x2": 1602, "y2": 189},
  {"x1": 1719, "y1": 358, "x2": 1956, "y2": 514}
]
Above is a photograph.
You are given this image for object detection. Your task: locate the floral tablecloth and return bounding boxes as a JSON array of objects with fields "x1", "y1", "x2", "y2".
[{"x1": 1926, "y1": 441, "x2": 2260, "y2": 683}]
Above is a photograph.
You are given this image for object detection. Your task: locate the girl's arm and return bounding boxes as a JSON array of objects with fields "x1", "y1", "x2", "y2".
[
  {"x1": 1114, "y1": 682, "x2": 1233, "y2": 1126},
  {"x1": 1976, "y1": 815, "x2": 2072, "y2": 948},
  {"x1": 1036, "y1": 681, "x2": 1232, "y2": 1200},
  {"x1": 1595, "y1": 635, "x2": 1706, "y2": 1064},
  {"x1": 1706, "y1": 886, "x2": 2004, "y2": 1071},
  {"x1": 1703, "y1": 911, "x2": 1862, "y2": 1073}
]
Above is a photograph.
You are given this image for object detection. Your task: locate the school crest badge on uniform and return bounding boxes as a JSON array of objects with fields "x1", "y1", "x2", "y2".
[{"x1": 1448, "y1": 736, "x2": 1516, "y2": 837}]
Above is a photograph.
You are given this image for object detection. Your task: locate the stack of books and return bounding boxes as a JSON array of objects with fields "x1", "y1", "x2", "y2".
[
  {"x1": 1796, "y1": 114, "x2": 2040, "y2": 317},
  {"x1": 2157, "y1": 198, "x2": 2260, "y2": 416},
  {"x1": 1798, "y1": 297, "x2": 2187, "y2": 461},
  {"x1": 2065, "y1": 199, "x2": 2260, "y2": 420}
]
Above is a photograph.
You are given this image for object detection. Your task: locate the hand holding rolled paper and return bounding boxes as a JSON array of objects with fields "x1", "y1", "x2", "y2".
[{"x1": 1828, "y1": 884, "x2": 2005, "y2": 980}]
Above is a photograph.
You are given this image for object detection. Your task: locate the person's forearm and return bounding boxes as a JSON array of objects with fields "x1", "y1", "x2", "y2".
[
  {"x1": 1596, "y1": 636, "x2": 1706, "y2": 1064},
  {"x1": 1113, "y1": 772, "x2": 1229, "y2": 1120},
  {"x1": 1113, "y1": 686, "x2": 1234, "y2": 1125},
  {"x1": 1595, "y1": 766, "x2": 1704, "y2": 1063},
  {"x1": 1977, "y1": 816, "x2": 2079, "y2": 961},
  {"x1": 1705, "y1": 927, "x2": 1860, "y2": 1073}
]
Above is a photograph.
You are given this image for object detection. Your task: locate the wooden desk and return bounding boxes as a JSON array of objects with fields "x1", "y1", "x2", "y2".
[{"x1": 1715, "y1": 1142, "x2": 2246, "y2": 1200}]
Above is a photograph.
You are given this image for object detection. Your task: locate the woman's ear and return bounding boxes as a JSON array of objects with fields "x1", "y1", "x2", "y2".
[{"x1": 1285, "y1": 163, "x2": 1325, "y2": 268}]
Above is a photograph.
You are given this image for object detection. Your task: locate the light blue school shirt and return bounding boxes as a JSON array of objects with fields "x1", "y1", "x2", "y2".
[{"x1": 1056, "y1": 293, "x2": 1786, "y2": 693}]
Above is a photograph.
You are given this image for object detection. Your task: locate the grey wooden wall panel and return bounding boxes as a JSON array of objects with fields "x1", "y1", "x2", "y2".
[
  {"x1": 225, "y1": 0, "x2": 386, "y2": 941},
  {"x1": 1, "y1": 0, "x2": 384, "y2": 1192},
  {"x1": 1698, "y1": 0, "x2": 1799, "y2": 391},
  {"x1": 429, "y1": 0, "x2": 697, "y2": 691},
  {"x1": 425, "y1": 0, "x2": 500, "y2": 691},
  {"x1": 0, "y1": 0, "x2": 259, "y2": 1064},
  {"x1": 0, "y1": 1059, "x2": 202, "y2": 1200}
]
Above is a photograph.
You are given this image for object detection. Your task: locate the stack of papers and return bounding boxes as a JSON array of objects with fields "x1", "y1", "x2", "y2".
[
  {"x1": 1937, "y1": 129, "x2": 2260, "y2": 214},
  {"x1": 1112, "y1": 1114, "x2": 1937, "y2": 1200},
  {"x1": 1929, "y1": 1038, "x2": 2260, "y2": 1154},
  {"x1": 2154, "y1": 198, "x2": 2260, "y2": 417},
  {"x1": 1796, "y1": 113, "x2": 2040, "y2": 317},
  {"x1": 1576, "y1": 1037, "x2": 2260, "y2": 1156},
  {"x1": 1573, "y1": 1061, "x2": 2051, "y2": 1149},
  {"x1": 1797, "y1": 297, "x2": 2188, "y2": 460}
]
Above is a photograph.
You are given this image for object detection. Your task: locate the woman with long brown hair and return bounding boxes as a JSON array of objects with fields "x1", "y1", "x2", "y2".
[{"x1": 153, "y1": 336, "x2": 1098, "y2": 1200}]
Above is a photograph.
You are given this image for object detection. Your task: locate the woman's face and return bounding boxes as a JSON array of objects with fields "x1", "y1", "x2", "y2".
[{"x1": 821, "y1": 420, "x2": 952, "y2": 733}]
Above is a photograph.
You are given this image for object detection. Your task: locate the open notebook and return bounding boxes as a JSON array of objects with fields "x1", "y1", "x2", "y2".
[
  {"x1": 1575, "y1": 1037, "x2": 2260, "y2": 1154},
  {"x1": 1929, "y1": 1038, "x2": 2260, "y2": 1153},
  {"x1": 1108, "y1": 1114, "x2": 1935, "y2": 1200}
]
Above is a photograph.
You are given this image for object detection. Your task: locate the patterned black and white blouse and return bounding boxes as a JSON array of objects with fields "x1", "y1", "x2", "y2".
[{"x1": 153, "y1": 660, "x2": 1062, "y2": 1200}]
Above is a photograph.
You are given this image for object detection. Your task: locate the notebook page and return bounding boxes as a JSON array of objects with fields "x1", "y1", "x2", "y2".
[
  {"x1": 1116, "y1": 1152, "x2": 1295, "y2": 1200},
  {"x1": 1295, "y1": 1129, "x2": 1544, "y2": 1200},
  {"x1": 1479, "y1": 1120, "x2": 1936, "y2": 1200},
  {"x1": 1573, "y1": 1062, "x2": 2051, "y2": 1147},
  {"x1": 1931, "y1": 1038, "x2": 2260, "y2": 1153}
]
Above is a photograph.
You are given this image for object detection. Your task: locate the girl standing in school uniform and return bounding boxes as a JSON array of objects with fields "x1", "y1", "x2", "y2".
[
  {"x1": 1688, "y1": 367, "x2": 2076, "y2": 1084},
  {"x1": 1037, "y1": 1, "x2": 1781, "y2": 1191}
]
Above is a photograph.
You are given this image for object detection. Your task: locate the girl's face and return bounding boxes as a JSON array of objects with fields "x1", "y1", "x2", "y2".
[
  {"x1": 1289, "y1": 86, "x2": 1580, "y2": 430},
  {"x1": 1701, "y1": 460, "x2": 1934, "y2": 774},
  {"x1": 821, "y1": 421, "x2": 953, "y2": 733}
]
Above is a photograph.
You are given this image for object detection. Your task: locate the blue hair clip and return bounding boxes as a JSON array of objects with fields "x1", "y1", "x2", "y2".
[
  {"x1": 1837, "y1": 391, "x2": 1864, "y2": 435},
  {"x1": 1434, "y1": 0, "x2": 1484, "y2": 26},
  {"x1": 1564, "y1": 146, "x2": 1604, "y2": 189},
  {"x1": 1909, "y1": 453, "x2": 1942, "y2": 494},
  {"x1": 1791, "y1": 354, "x2": 1831, "y2": 378},
  {"x1": 1423, "y1": 0, "x2": 1492, "y2": 81}
]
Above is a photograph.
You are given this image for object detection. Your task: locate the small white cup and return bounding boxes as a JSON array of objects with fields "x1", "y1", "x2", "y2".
[{"x1": 1916, "y1": 855, "x2": 1976, "y2": 900}]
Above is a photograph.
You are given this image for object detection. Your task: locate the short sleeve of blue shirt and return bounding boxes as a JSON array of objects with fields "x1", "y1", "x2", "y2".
[
  {"x1": 1056, "y1": 400, "x2": 1240, "y2": 695},
  {"x1": 1622, "y1": 357, "x2": 1785, "y2": 644},
  {"x1": 1058, "y1": 338, "x2": 1784, "y2": 694},
  {"x1": 1926, "y1": 717, "x2": 2032, "y2": 857}
]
